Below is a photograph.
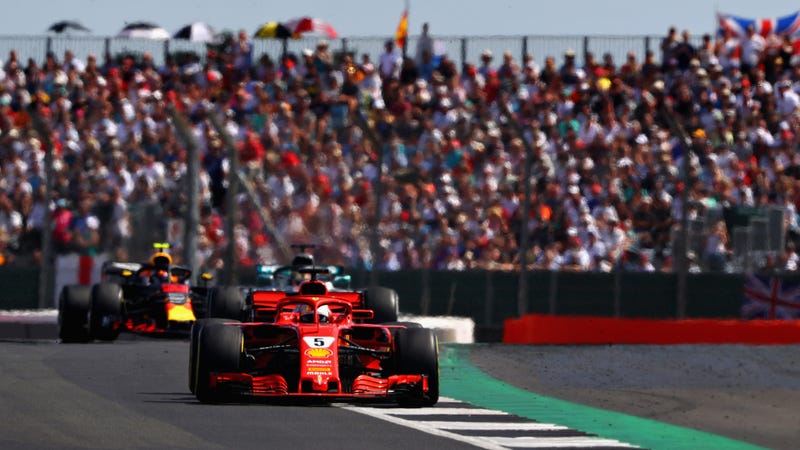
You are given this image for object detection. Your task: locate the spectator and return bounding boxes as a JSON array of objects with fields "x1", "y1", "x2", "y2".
[
  {"x1": 230, "y1": 29, "x2": 253, "y2": 75},
  {"x1": 379, "y1": 39, "x2": 402, "y2": 81},
  {"x1": 0, "y1": 191, "x2": 22, "y2": 254},
  {"x1": 69, "y1": 198, "x2": 100, "y2": 256},
  {"x1": 673, "y1": 29, "x2": 696, "y2": 71},
  {"x1": 660, "y1": 26, "x2": 680, "y2": 70},
  {"x1": 740, "y1": 24, "x2": 766, "y2": 76},
  {"x1": 415, "y1": 22, "x2": 434, "y2": 66}
]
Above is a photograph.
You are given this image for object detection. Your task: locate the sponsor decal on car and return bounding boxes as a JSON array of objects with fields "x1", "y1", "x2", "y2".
[
  {"x1": 303, "y1": 336, "x2": 335, "y2": 348},
  {"x1": 307, "y1": 359, "x2": 332, "y2": 365},
  {"x1": 304, "y1": 348, "x2": 333, "y2": 358},
  {"x1": 306, "y1": 367, "x2": 331, "y2": 374}
]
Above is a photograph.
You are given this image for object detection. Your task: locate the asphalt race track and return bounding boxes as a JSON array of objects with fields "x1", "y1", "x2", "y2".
[
  {"x1": 1, "y1": 332, "x2": 798, "y2": 449},
  {"x1": 0, "y1": 339, "x2": 471, "y2": 450}
]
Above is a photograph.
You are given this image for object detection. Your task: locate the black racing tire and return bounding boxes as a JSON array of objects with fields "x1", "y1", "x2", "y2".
[
  {"x1": 362, "y1": 286, "x2": 399, "y2": 323},
  {"x1": 394, "y1": 327, "x2": 439, "y2": 407},
  {"x1": 207, "y1": 286, "x2": 245, "y2": 321},
  {"x1": 195, "y1": 321, "x2": 242, "y2": 403},
  {"x1": 58, "y1": 285, "x2": 92, "y2": 343},
  {"x1": 189, "y1": 318, "x2": 228, "y2": 394},
  {"x1": 90, "y1": 283, "x2": 123, "y2": 341}
]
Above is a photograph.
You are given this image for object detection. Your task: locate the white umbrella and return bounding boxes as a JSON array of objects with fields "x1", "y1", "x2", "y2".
[
  {"x1": 116, "y1": 22, "x2": 171, "y2": 40},
  {"x1": 173, "y1": 22, "x2": 216, "y2": 42}
]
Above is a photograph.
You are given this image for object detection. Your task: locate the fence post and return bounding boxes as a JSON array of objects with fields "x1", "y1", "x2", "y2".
[
  {"x1": 164, "y1": 39, "x2": 170, "y2": 64},
  {"x1": 28, "y1": 105, "x2": 54, "y2": 308},
  {"x1": 45, "y1": 36, "x2": 52, "y2": 60},
  {"x1": 205, "y1": 108, "x2": 240, "y2": 285},
  {"x1": 460, "y1": 37, "x2": 467, "y2": 69},
  {"x1": 164, "y1": 104, "x2": 200, "y2": 280},
  {"x1": 342, "y1": 37, "x2": 348, "y2": 58},
  {"x1": 351, "y1": 110, "x2": 384, "y2": 287},
  {"x1": 644, "y1": 36, "x2": 651, "y2": 57},
  {"x1": 521, "y1": 36, "x2": 528, "y2": 64},
  {"x1": 582, "y1": 35, "x2": 589, "y2": 62}
]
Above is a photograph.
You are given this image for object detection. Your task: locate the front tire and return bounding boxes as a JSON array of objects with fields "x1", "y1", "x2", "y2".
[
  {"x1": 58, "y1": 285, "x2": 92, "y2": 343},
  {"x1": 90, "y1": 283, "x2": 123, "y2": 341},
  {"x1": 394, "y1": 327, "x2": 439, "y2": 406},
  {"x1": 194, "y1": 321, "x2": 242, "y2": 403},
  {"x1": 189, "y1": 318, "x2": 228, "y2": 394}
]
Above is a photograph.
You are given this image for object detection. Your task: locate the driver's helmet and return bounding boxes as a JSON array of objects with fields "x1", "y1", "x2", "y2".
[
  {"x1": 291, "y1": 253, "x2": 314, "y2": 268},
  {"x1": 290, "y1": 254, "x2": 314, "y2": 286},
  {"x1": 295, "y1": 304, "x2": 331, "y2": 323},
  {"x1": 150, "y1": 252, "x2": 172, "y2": 270},
  {"x1": 317, "y1": 305, "x2": 331, "y2": 323}
]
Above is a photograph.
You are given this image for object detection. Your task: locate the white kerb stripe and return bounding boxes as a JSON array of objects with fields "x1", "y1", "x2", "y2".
[
  {"x1": 495, "y1": 437, "x2": 639, "y2": 448},
  {"x1": 430, "y1": 422, "x2": 569, "y2": 431},
  {"x1": 387, "y1": 407, "x2": 508, "y2": 415},
  {"x1": 342, "y1": 405, "x2": 509, "y2": 450}
]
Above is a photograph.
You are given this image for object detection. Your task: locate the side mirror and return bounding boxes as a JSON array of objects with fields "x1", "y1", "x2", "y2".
[{"x1": 352, "y1": 309, "x2": 375, "y2": 320}]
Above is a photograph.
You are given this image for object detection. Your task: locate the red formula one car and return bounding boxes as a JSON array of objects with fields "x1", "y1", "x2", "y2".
[
  {"x1": 190, "y1": 267, "x2": 438, "y2": 406},
  {"x1": 58, "y1": 248, "x2": 212, "y2": 343}
]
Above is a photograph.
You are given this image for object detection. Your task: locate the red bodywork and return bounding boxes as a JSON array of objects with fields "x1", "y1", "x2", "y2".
[{"x1": 207, "y1": 281, "x2": 429, "y2": 400}]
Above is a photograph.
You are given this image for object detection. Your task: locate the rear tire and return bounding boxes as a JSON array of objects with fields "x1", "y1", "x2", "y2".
[
  {"x1": 58, "y1": 285, "x2": 92, "y2": 343},
  {"x1": 90, "y1": 283, "x2": 123, "y2": 341},
  {"x1": 394, "y1": 327, "x2": 439, "y2": 406},
  {"x1": 363, "y1": 286, "x2": 399, "y2": 323},
  {"x1": 189, "y1": 318, "x2": 228, "y2": 394},
  {"x1": 207, "y1": 286, "x2": 245, "y2": 320},
  {"x1": 195, "y1": 321, "x2": 242, "y2": 403}
]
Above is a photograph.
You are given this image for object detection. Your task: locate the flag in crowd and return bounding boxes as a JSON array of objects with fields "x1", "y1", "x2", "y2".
[
  {"x1": 717, "y1": 10, "x2": 800, "y2": 38},
  {"x1": 395, "y1": 0, "x2": 409, "y2": 49},
  {"x1": 741, "y1": 274, "x2": 800, "y2": 320}
]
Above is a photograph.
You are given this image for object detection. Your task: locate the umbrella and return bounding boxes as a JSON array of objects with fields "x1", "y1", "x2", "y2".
[
  {"x1": 116, "y1": 22, "x2": 171, "y2": 40},
  {"x1": 48, "y1": 20, "x2": 91, "y2": 34},
  {"x1": 254, "y1": 22, "x2": 292, "y2": 39},
  {"x1": 173, "y1": 22, "x2": 216, "y2": 42},
  {"x1": 282, "y1": 17, "x2": 338, "y2": 39}
]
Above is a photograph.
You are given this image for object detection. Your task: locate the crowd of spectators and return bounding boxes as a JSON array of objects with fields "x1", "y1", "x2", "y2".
[{"x1": 1, "y1": 23, "x2": 800, "y2": 274}]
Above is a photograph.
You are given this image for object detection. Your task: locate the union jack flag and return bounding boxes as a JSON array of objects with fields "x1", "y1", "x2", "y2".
[
  {"x1": 741, "y1": 274, "x2": 800, "y2": 319},
  {"x1": 718, "y1": 10, "x2": 800, "y2": 38}
]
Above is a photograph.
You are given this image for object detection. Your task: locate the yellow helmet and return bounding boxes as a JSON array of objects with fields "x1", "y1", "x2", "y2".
[{"x1": 150, "y1": 251, "x2": 172, "y2": 267}]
